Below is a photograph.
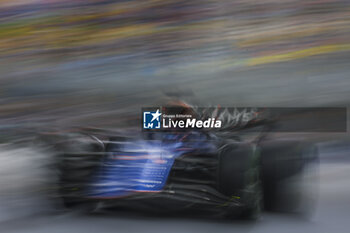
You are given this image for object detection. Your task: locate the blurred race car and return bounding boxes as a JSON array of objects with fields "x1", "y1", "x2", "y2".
[{"x1": 38, "y1": 106, "x2": 318, "y2": 219}]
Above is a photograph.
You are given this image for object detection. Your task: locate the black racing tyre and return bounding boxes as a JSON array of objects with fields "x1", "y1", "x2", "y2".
[
  {"x1": 57, "y1": 153, "x2": 100, "y2": 212},
  {"x1": 260, "y1": 140, "x2": 319, "y2": 213},
  {"x1": 53, "y1": 134, "x2": 103, "y2": 212},
  {"x1": 218, "y1": 142, "x2": 262, "y2": 220}
]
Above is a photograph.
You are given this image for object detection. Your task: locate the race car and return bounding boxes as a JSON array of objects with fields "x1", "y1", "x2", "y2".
[{"x1": 38, "y1": 106, "x2": 318, "y2": 220}]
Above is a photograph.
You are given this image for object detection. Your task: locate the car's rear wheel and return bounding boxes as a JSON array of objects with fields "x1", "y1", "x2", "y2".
[
  {"x1": 260, "y1": 140, "x2": 319, "y2": 214},
  {"x1": 218, "y1": 142, "x2": 262, "y2": 220}
]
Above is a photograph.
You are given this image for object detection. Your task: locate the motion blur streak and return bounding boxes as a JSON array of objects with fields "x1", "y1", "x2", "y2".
[
  {"x1": 0, "y1": 0, "x2": 350, "y2": 232},
  {"x1": 0, "y1": 0, "x2": 349, "y2": 128}
]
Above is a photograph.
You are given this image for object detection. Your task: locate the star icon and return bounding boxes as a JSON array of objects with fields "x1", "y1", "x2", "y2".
[{"x1": 151, "y1": 109, "x2": 161, "y2": 122}]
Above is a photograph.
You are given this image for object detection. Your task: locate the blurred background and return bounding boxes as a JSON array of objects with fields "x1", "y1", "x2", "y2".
[{"x1": 0, "y1": 0, "x2": 350, "y2": 232}]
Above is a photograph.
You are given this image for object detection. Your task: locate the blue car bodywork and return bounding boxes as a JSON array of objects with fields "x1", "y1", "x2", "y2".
[{"x1": 89, "y1": 132, "x2": 217, "y2": 198}]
